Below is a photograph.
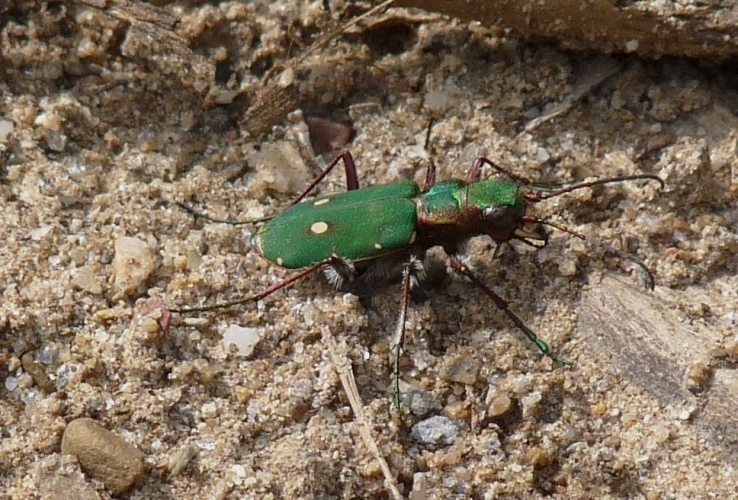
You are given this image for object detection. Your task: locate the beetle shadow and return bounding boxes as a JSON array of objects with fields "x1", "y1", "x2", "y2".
[{"x1": 328, "y1": 251, "x2": 449, "y2": 310}]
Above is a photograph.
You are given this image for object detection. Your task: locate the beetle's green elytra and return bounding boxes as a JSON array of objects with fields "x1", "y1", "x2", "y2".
[{"x1": 252, "y1": 180, "x2": 420, "y2": 269}]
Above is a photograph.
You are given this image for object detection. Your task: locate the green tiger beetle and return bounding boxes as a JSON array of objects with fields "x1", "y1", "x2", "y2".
[{"x1": 175, "y1": 149, "x2": 663, "y2": 407}]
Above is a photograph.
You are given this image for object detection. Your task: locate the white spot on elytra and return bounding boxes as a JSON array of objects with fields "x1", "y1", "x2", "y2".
[
  {"x1": 310, "y1": 221, "x2": 329, "y2": 235},
  {"x1": 276, "y1": 257, "x2": 283, "y2": 266},
  {"x1": 409, "y1": 231, "x2": 417, "y2": 244},
  {"x1": 314, "y1": 198, "x2": 330, "y2": 206},
  {"x1": 374, "y1": 243, "x2": 382, "y2": 250}
]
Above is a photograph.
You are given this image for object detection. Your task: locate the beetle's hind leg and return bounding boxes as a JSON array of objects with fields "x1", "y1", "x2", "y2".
[
  {"x1": 389, "y1": 255, "x2": 427, "y2": 412},
  {"x1": 322, "y1": 255, "x2": 358, "y2": 290}
]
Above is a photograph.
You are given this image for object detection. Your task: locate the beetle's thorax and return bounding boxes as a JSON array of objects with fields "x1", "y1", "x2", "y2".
[{"x1": 416, "y1": 179, "x2": 527, "y2": 248}]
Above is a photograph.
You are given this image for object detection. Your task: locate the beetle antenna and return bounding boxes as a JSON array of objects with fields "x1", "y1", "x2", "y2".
[
  {"x1": 175, "y1": 202, "x2": 273, "y2": 226},
  {"x1": 526, "y1": 174, "x2": 664, "y2": 202},
  {"x1": 522, "y1": 215, "x2": 657, "y2": 290},
  {"x1": 421, "y1": 118, "x2": 438, "y2": 190},
  {"x1": 172, "y1": 259, "x2": 333, "y2": 313},
  {"x1": 424, "y1": 118, "x2": 435, "y2": 151},
  {"x1": 586, "y1": 236, "x2": 657, "y2": 290}
]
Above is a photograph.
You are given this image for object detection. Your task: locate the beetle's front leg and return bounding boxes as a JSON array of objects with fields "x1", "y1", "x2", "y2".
[{"x1": 447, "y1": 256, "x2": 571, "y2": 366}]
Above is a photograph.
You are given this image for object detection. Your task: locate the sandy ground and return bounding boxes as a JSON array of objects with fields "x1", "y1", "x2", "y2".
[{"x1": 1, "y1": 1, "x2": 737, "y2": 498}]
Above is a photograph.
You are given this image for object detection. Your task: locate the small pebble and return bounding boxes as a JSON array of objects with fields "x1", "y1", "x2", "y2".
[
  {"x1": 184, "y1": 317, "x2": 210, "y2": 328},
  {"x1": 168, "y1": 443, "x2": 198, "y2": 478},
  {"x1": 409, "y1": 472, "x2": 430, "y2": 500},
  {"x1": 5, "y1": 375, "x2": 19, "y2": 391},
  {"x1": 684, "y1": 361, "x2": 711, "y2": 393},
  {"x1": 411, "y1": 416, "x2": 459, "y2": 447},
  {"x1": 624, "y1": 39, "x2": 640, "y2": 53},
  {"x1": 222, "y1": 324, "x2": 263, "y2": 357},
  {"x1": 487, "y1": 393, "x2": 513, "y2": 418},
  {"x1": 251, "y1": 142, "x2": 310, "y2": 196},
  {"x1": 201, "y1": 402, "x2": 218, "y2": 419},
  {"x1": 525, "y1": 447, "x2": 550, "y2": 467},
  {"x1": 72, "y1": 266, "x2": 103, "y2": 295},
  {"x1": 0, "y1": 119, "x2": 14, "y2": 141},
  {"x1": 37, "y1": 344, "x2": 59, "y2": 365},
  {"x1": 21, "y1": 352, "x2": 55, "y2": 393},
  {"x1": 678, "y1": 408, "x2": 694, "y2": 421},
  {"x1": 591, "y1": 402, "x2": 608, "y2": 417},
  {"x1": 140, "y1": 296, "x2": 172, "y2": 333},
  {"x1": 62, "y1": 418, "x2": 145, "y2": 495},
  {"x1": 724, "y1": 336, "x2": 738, "y2": 356},
  {"x1": 111, "y1": 237, "x2": 156, "y2": 297},
  {"x1": 442, "y1": 400, "x2": 470, "y2": 421},
  {"x1": 403, "y1": 389, "x2": 441, "y2": 419},
  {"x1": 424, "y1": 89, "x2": 452, "y2": 113},
  {"x1": 521, "y1": 391, "x2": 543, "y2": 419},
  {"x1": 439, "y1": 352, "x2": 481, "y2": 385}
]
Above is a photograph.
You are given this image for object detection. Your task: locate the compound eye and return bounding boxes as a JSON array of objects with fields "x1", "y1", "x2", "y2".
[{"x1": 483, "y1": 206, "x2": 508, "y2": 222}]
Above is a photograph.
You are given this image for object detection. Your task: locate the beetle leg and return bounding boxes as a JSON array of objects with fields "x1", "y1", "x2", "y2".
[
  {"x1": 289, "y1": 152, "x2": 360, "y2": 207},
  {"x1": 176, "y1": 153, "x2": 361, "y2": 226},
  {"x1": 466, "y1": 157, "x2": 485, "y2": 183},
  {"x1": 172, "y1": 257, "x2": 336, "y2": 313},
  {"x1": 466, "y1": 157, "x2": 532, "y2": 185},
  {"x1": 341, "y1": 152, "x2": 360, "y2": 191},
  {"x1": 422, "y1": 159, "x2": 437, "y2": 190},
  {"x1": 388, "y1": 256, "x2": 426, "y2": 412},
  {"x1": 421, "y1": 118, "x2": 437, "y2": 190},
  {"x1": 447, "y1": 257, "x2": 571, "y2": 366},
  {"x1": 322, "y1": 254, "x2": 357, "y2": 289},
  {"x1": 390, "y1": 257, "x2": 415, "y2": 411}
]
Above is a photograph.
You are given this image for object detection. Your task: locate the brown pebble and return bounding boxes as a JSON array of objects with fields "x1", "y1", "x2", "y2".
[
  {"x1": 684, "y1": 361, "x2": 712, "y2": 393},
  {"x1": 591, "y1": 402, "x2": 608, "y2": 417},
  {"x1": 140, "y1": 296, "x2": 172, "y2": 333},
  {"x1": 442, "y1": 400, "x2": 470, "y2": 420},
  {"x1": 525, "y1": 447, "x2": 550, "y2": 467},
  {"x1": 62, "y1": 418, "x2": 145, "y2": 495},
  {"x1": 72, "y1": 265, "x2": 104, "y2": 295},
  {"x1": 21, "y1": 352, "x2": 56, "y2": 393},
  {"x1": 439, "y1": 352, "x2": 481, "y2": 385}
]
